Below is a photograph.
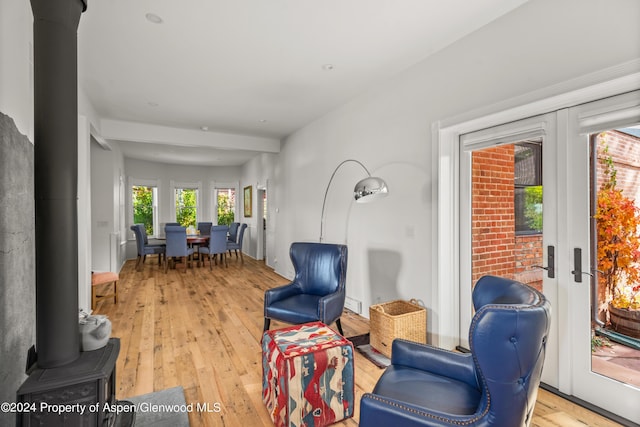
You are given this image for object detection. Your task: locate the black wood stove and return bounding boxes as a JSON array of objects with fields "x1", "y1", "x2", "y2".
[
  {"x1": 17, "y1": 339, "x2": 121, "y2": 426},
  {"x1": 15, "y1": 1, "x2": 131, "y2": 426}
]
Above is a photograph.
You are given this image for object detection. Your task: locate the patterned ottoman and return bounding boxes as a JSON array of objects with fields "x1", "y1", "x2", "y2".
[{"x1": 262, "y1": 322, "x2": 355, "y2": 427}]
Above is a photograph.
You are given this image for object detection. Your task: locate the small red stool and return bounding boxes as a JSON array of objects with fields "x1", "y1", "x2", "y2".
[{"x1": 91, "y1": 271, "x2": 118, "y2": 310}]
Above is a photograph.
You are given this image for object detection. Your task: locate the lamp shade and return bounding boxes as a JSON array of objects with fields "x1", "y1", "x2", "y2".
[{"x1": 353, "y1": 176, "x2": 389, "y2": 203}]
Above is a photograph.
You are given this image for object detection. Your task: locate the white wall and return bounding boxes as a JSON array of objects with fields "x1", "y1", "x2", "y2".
[
  {"x1": 241, "y1": 153, "x2": 279, "y2": 264},
  {"x1": 267, "y1": 0, "x2": 640, "y2": 339},
  {"x1": 1, "y1": 0, "x2": 33, "y2": 136},
  {"x1": 90, "y1": 138, "x2": 126, "y2": 272}
]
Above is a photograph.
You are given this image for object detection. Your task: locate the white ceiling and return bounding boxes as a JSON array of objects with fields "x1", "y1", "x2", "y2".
[{"x1": 78, "y1": 0, "x2": 528, "y2": 166}]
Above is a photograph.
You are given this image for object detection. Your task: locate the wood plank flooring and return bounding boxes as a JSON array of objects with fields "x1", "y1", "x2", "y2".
[{"x1": 94, "y1": 256, "x2": 623, "y2": 426}]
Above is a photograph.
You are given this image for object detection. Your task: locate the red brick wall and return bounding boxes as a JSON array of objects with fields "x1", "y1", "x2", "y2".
[
  {"x1": 471, "y1": 145, "x2": 543, "y2": 292},
  {"x1": 514, "y1": 235, "x2": 543, "y2": 291},
  {"x1": 596, "y1": 131, "x2": 640, "y2": 200},
  {"x1": 471, "y1": 146, "x2": 516, "y2": 284}
]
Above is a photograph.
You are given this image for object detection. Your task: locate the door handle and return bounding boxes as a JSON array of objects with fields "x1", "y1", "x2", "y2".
[
  {"x1": 571, "y1": 247, "x2": 593, "y2": 282},
  {"x1": 532, "y1": 245, "x2": 555, "y2": 278}
]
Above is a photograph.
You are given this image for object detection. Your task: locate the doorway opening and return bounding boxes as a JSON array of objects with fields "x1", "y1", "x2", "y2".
[{"x1": 257, "y1": 187, "x2": 267, "y2": 262}]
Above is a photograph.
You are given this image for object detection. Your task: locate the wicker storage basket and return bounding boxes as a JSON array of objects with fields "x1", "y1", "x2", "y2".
[{"x1": 369, "y1": 299, "x2": 426, "y2": 358}]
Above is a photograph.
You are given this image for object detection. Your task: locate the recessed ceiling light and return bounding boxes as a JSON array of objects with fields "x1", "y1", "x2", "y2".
[
  {"x1": 201, "y1": 126, "x2": 209, "y2": 131},
  {"x1": 322, "y1": 64, "x2": 335, "y2": 71},
  {"x1": 259, "y1": 119, "x2": 267, "y2": 123},
  {"x1": 145, "y1": 13, "x2": 163, "y2": 24},
  {"x1": 147, "y1": 101, "x2": 159, "y2": 107}
]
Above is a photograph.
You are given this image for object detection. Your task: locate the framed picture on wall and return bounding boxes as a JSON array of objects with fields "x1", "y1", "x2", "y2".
[{"x1": 244, "y1": 185, "x2": 252, "y2": 217}]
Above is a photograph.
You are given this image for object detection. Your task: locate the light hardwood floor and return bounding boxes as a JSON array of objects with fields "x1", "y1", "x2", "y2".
[{"x1": 94, "y1": 256, "x2": 623, "y2": 427}]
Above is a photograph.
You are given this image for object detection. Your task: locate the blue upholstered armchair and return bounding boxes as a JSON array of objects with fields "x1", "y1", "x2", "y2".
[
  {"x1": 130, "y1": 224, "x2": 165, "y2": 271},
  {"x1": 360, "y1": 275, "x2": 551, "y2": 427},
  {"x1": 263, "y1": 242, "x2": 348, "y2": 335}
]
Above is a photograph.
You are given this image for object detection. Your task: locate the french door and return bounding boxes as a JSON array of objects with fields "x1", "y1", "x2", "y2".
[
  {"x1": 564, "y1": 91, "x2": 640, "y2": 423},
  {"x1": 459, "y1": 91, "x2": 640, "y2": 423},
  {"x1": 459, "y1": 112, "x2": 559, "y2": 386}
]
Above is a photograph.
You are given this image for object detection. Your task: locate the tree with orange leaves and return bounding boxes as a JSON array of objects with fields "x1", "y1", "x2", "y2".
[{"x1": 595, "y1": 138, "x2": 640, "y2": 311}]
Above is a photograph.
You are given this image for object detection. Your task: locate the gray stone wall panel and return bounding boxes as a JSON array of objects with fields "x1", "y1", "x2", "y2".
[{"x1": 0, "y1": 111, "x2": 35, "y2": 420}]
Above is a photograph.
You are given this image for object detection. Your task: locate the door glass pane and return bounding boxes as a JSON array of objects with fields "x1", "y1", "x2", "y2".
[
  {"x1": 591, "y1": 126, "x2": 640, "y2": 389},
  {"x1": 471, "y1": 139, "x2": 544, "y2": 292}
]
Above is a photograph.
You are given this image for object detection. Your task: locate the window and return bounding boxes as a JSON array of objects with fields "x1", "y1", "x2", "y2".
[
  {"x1": 216, "y1": 188, "x2": 235, "y2": 226},
  {"x1": 132, "y1": 184, "x2": 158, "y2": 236},
  {"x1": 175, "y1": 187, "x2": 198, "y2": 227},
  {"x1": 514, "y1": 141, "x2": 542, "y2": 234}
]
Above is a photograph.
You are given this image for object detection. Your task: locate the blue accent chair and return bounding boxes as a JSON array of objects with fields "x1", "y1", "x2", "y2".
[
  {"x1": 263, "y1": 242, "x2": 348, "y2": 336},
  {"x1": 360, "y1": 275, "x2": 551, "y2": 427},
  {"x1": 199, "y1": 225, "x2": 229, "y2": 269},
  {"x1": 227, "y1": 222, "x2": 240, "y2": 243},
  {"x1": 197, "y1": 222, "x2": 213, "y2": 236},
  {"x1": 164, "y1": 225, "x2": 194, "y2": 273},
  {"x1": 130, "y1": 224, "x2": 165, "y2": 271},
  {"x1": 227, "y1": 223, "x2": 247, "y2": 262}
]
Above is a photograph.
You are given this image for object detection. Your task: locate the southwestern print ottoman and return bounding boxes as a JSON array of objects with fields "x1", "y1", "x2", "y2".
[{"x1": 262, "y1": 321, "x2": 355, "y2": 427}]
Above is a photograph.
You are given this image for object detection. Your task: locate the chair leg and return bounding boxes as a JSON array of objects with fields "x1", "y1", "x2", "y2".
[
  {"x1": 335, "y1": 318, "x2": 344, "y2": 336},
  {"x1": 92, "y1": 279, "x2": 118, "y2": 310},
  {"x1": 135, "y1": 255, "x2": 143, "y2": 271},
  {"x1": 209, "y1": 254, "x2": 213, "y2": 271},
  {"x1": 263, "y1": 318, "x2": 271, "y2": 332}
]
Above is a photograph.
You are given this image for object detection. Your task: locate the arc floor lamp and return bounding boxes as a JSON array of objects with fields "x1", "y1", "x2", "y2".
[{"x1": 319, "y1": 159, "x2": 389, "y2": 242}]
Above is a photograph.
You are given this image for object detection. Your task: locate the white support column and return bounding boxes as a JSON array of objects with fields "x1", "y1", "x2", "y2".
[{"x1": 78, "y1": 114, "x2": 92, "y2": 311}]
